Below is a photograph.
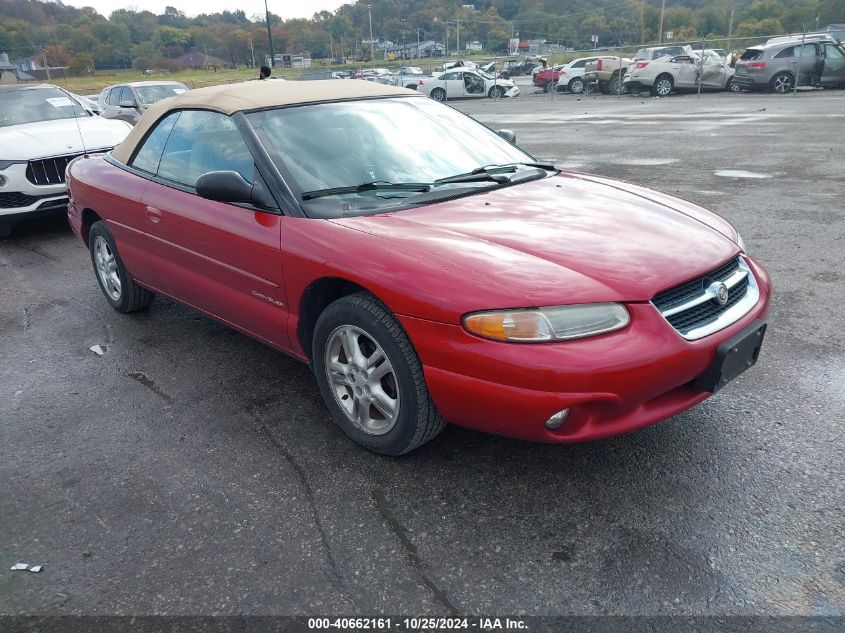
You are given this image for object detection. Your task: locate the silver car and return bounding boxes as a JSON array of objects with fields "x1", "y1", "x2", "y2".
[
  {"x1": 733, "y1": 35, "x2": 845, "y2": 92},
  {"x1": 98, "y1": 81, "x2": 188, "y2": 125}
]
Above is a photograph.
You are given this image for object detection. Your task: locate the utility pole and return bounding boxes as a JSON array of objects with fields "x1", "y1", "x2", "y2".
[
  {"x1": 445, "y1": 21, "x2": 449, "y2": 59},
  {"x1": 457, "y1": 20, "x2": 460, "y2": 58},
  {"x1": 417, "y1": 27, "x2": 420, "y2": 60},
  {"x1": 264, "y1": 0, "x2": 275, "y2": 66},
  {"x1": 248, "y1": 33, "x2": 256, "y2": 67},
  {"x1": 658, "y1": 0, "x2": 666, "y2": 44},
  {"x1": 367, "y1": 4, "x2": 375, "y2": 68},
  {"x1": 40, "y1": 45, "x2": 51, "y2": 80},
  {"x1": 401, "y1": 18, "x2": 407, "y2": 60}
]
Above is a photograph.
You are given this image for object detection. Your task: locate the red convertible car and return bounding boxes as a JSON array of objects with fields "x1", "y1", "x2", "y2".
[{"x1": 66, "y1": 81, "x2": 771, "y2": 455}]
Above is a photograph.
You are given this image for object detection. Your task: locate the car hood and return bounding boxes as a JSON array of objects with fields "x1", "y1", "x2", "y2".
[
  {"x1": 0, "y1": 117, "x2": 131, "y2": 160},
  {"x1": 332, "y1": 173, "x2": 741, "y2": 306}
]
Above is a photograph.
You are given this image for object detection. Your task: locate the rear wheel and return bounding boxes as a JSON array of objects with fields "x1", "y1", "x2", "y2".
[
  {"x1": 609, "y1": 74, "x2": 624, "y2": 95},
  {"x1": 652, "y1": 74, "x2": 674, "y2": 97},
  {"x1": 568, "y1": 77, "x2": 585, "y2": 94},
  {"x1": 726, "y1": 76, "x2": 741, "y2": 92},
  {"x1": 488, "y1": 85, "x2": 505, "y2": 99},
  {"x1": 430, "y1": 87, "x2": 446, "y2": 102},
  {"x1": 543, "y1": 81, "x2": 556, "y2": 93},
  {"x1": 312, "y1": 293, "x2": 445, "y2": 455},
  {"x1": 770, "y1": 72, "x2": 794, "y2": 93},
  {"x1": 89, "y1": 221, "x2": 154, "y2": 313}
]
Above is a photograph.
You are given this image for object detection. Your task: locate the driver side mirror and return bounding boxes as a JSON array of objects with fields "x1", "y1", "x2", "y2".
[
  {"x1": 497, "y1": 129, "x2": 517, "y2": 144},
  {"x1": 196, "y1": 171, "x2": 277, "y2": 210}
]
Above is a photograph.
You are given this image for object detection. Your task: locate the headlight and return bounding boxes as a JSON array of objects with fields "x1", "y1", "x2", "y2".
[{"x1": 463, "y1": 303, "x2": 630, "y2": 343}]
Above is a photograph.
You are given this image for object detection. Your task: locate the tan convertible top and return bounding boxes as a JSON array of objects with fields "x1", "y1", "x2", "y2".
[{"x1": 111, "y1": 80, "x2": 416, "y2": 163}]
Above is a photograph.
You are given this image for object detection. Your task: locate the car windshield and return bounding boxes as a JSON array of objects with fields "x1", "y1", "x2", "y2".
[
  {"x1": 245, "y1": 97, "x2": 537, "y2": 217},
  {"x1": 135, "y1": 84, "x2": 187, "y2": 105},
  {"x1": 0, "y1": 86, "x2": 88, "y2": 128}
]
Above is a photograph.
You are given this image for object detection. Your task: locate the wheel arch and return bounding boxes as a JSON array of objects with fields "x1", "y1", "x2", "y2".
[
  {"x1": 297, "y1": 276, "x2": 382, "y2": 361},
  {"x1": 81, "y1": 208, "x2": 103, "y2": 247}
]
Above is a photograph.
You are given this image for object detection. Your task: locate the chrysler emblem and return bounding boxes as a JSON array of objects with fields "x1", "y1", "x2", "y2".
[{"x1": 708, "y1": 281, "x2": 729, "y2": 306}]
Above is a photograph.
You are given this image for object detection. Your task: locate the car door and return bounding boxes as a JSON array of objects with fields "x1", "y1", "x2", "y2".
[
  {"x1": 112, "y1": 110, "x2": 182, "y2": 287},
  {"x1": 138, "y1": 109, "x2": 288, "y2": 349},
  {"x1": 700, "y1": 52, "x2": 727, "y2": 87},
  {"x1": 441, "y1": 71, "x2": 463, "y2": 98},
  {"x1": 821, "y1": 43, "x2": 845, "y2": 87},
  {"x1": 671, "y1": 56, "x2": 698, "y2": 87}
]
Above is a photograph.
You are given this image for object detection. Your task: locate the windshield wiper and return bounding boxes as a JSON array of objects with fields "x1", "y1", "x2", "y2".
[
  {"x1": 302, "y1": 181, "x2": 430, "y2": 201},
  {"x1": 434, "y1": 162, "x2": 558, "y2": 186}
]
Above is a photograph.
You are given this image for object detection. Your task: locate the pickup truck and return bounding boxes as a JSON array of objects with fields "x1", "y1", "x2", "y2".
[{"x1": 583, "y1": 56, "x2": 632, "y2": 94}]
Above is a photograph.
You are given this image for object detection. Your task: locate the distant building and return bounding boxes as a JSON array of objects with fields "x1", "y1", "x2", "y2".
[
  {"x1": 269, "y1": 54, "x2": 312, "y2": 68},
  {"x1": 465, "y1": 41, "x2": 482, "y2": 52},
  {"x1": 10, "y1": 54, "x2": 65, "y2": 81},
  {"x1": 385, "y1": 40, "x2": 446, "y2": 59},
  {"x1": 1, "y1": 52, "x2": 17, "y2": 83}
]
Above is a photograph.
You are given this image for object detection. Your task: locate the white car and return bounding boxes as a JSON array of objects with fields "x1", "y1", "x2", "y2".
[
  {"x1": 624, "y1": 51, "x2": 739, "y2": 96},
  {"x1": 553, "y1": 57, "x2": 598, "y2": 93},
  {"x1": 416, "y1": 68, "x2": 519, "y2": 101},
  {"x1": 0, "y1": 84, "x2": 132, "y2": 238}
]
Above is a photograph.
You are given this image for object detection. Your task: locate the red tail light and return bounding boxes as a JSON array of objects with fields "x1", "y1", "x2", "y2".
[
  {"x1": 748, "y1": 62, "x2": 767, "y2": 69},
  {"x1": 636, "y1": 61, "x2": 650, "y2": 69},
  {"x1": 596, "y1": 60, "x2": 603, "y2": 70}
]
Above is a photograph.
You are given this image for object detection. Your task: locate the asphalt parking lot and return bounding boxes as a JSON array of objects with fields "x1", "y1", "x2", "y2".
[{"x1": 1, "y1": 90, "x2": 844, "y2": 617}]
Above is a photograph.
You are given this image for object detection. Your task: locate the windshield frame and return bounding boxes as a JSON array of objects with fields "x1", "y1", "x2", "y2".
[{"x1": 240, "y1": 95, "x2": 542, "y2": 219}]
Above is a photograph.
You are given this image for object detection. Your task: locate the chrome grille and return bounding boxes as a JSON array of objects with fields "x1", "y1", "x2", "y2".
[
  {"x1": 26, "y1": 153, "x2": 82, "y2": 186},
  {"x1": 652, "y1": 257, "x2": 759, "y2": 340}
]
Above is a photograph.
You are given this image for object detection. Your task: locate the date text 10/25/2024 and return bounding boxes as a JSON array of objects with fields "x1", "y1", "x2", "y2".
[{"x1": 307, "y1": 618, "x2": 528, "y2": 631}]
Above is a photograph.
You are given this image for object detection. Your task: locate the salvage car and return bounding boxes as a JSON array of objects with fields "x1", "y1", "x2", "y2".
[
  {"x1": 66, "y1": 80, "x2": 771, "y2": 455},
  {"x1": 417, "y1": 68, "x2": 519, "y2": 100},
  {"x1": 733, "y1": 35, "x2": 845, "y2": 92},
  {"x1": 583, "y1": 56, "x2": 632, "y2": 94},
  {"x1": 551, "y1": 57, "x2": 598, "y2": 93},
  {"x1": 98, "y1": 81, "x2": 188, "y2": 125},
  {"x1": 624, "y1": 50, "x2": 739, "y2": 96},
  {"x1": 0, "y1": 84, "x2": 131, "y2": 238}
]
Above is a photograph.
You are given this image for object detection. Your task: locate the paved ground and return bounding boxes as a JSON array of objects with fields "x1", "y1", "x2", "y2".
[{"x1": 1, "y1": 91, "x2": 843, "y2": 617}]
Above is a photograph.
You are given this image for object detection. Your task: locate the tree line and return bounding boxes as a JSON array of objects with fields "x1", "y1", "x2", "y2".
[{"x1": 0, "y1": 0, "x2": 843, "y2": 73}]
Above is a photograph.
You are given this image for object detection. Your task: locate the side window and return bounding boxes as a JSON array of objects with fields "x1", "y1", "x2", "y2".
[
  {"x1": 156, "y1": 110, "x2": 254, "y2": 188},
  {"x1": 119, "y1": 86, "x2": 134, "y2": 105},
  {"x1": 107, "y1": 88, "x2": 121, "y2": 106},
  {"x1": 826, "y1": 44, "x2": 845, "y2": 60},
  {"x1": 444, "y1": 71, "x2": 460, "y2": 81},
  {"x1": 774, "y1": 46, "x2": 796, "y2": 58},
  {"x1": 801, "y1": 44, "x2": 818, "y2": 58},
  {"x1": 573, "y1": 59, "x2": 586, "y2": 68},
  {"x1": 129, "y1": 111, "x2": 180, "y2": 174}
]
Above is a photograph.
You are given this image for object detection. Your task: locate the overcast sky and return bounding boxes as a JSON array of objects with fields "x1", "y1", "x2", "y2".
[{"x1": 64, "y1": 0, "x2": 347, "y2": 21}]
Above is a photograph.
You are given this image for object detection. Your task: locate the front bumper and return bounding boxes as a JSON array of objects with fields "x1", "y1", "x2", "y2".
[
  {"x1": 0, "y1": 163, "x2": 68, "y2": 219},
  {"x1": 398, "y1": 256, "x2": 771, "y2": 443},
  {"x1": 503, "y1": 86, "x2": 520, "y2": 98}
]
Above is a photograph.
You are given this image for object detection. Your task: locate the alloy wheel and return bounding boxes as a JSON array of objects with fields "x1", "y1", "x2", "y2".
[
  {"x1": 656, "y1": 78, "x2": 672, "y2": 96},
  {"x1": 93, "y1": 235, "x2": 121, "y2": 301},
  {"x1": 773, "y1": 74, "x2": 793, "y2": 93},
  {"x1": 324, "y1": 325, "x2": 400, "y2": 435}
]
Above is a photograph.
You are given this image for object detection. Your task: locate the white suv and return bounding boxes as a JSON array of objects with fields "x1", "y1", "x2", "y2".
[{"x1": 0, "y1": 84, "x2": 131, "y2": 238}]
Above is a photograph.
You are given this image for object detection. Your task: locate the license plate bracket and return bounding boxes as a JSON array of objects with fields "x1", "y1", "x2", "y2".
[{"x1": 695, "y1": 320, "x2": 767, "y2": 393}]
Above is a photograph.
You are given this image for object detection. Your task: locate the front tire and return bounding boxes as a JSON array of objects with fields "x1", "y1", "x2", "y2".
[
  {"x1": 488, "y1": 85, "x2": 505, "y2": 99},
  {"x1": 430, "y1": 87, "x2": 446, "y2": 102},
  {"x1": 89, "y1": 221, "x2": 154, "y2": 313},
  {"x1": 609, "y1": 74, "x2": 624, "y2": 95},
  {"x1": 311, "y1": 293, "x2": 445, "y2": 455},
  {"x1": 726, "y1": 76, "x2": 741, "y2": 92}
]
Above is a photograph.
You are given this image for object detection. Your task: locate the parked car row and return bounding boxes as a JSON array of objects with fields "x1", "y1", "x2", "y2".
[
  {"x1": 532, "y1": 34, "x2": 845, "y2": 96},
  {"x1": 0, "y1": 83, "x2": 131, "y2": 238}
]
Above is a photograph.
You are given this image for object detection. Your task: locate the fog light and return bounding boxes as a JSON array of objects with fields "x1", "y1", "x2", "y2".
[{"x1": 544, "y1": 408, "x2": 570, "y2": 430}]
